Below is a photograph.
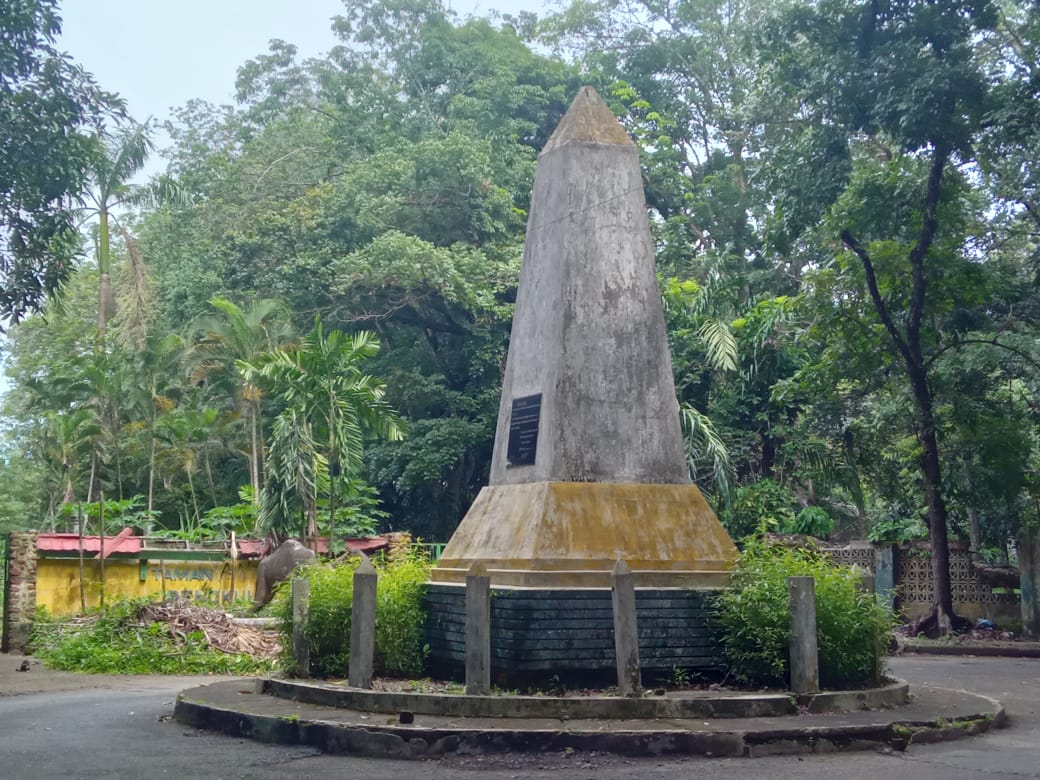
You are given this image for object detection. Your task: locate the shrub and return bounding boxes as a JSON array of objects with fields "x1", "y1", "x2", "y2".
[
  {"x1": 271, "y1": 558, "x2": 359, "y2": 677},
  {"x1": 784, "y1": 506, "x2": 835, "y2": 538},
  {"x1": 716, "y1": 537, "x2": 894, "y2": 689},
  {"x1": 719, "y1": 479, "x2": 797, "y2": 540},
  {"x1": 374, "y1": 547, "x2": 430, "y2": 676},
  {"x1": 30, "y1": 599, "x2": 273, "y2": 675},
  {"x1": 272, "y1": 547, "x2": 431, "y2": 678},
  {"x1": 867, "y1": 514, "x2": 929, "y2": 544}
]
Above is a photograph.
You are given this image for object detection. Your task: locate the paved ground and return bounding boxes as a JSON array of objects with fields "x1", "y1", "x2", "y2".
[{"x1": 1, "y1": 654, "x2": 1038, "y2": 778}]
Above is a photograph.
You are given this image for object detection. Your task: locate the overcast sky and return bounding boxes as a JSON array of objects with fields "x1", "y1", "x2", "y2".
[
  {"x1": 58, "y1": 1, "x2": 345, "y2": 124},
  {"x1": 56, "y1": 0, "x2": 533, "y2": 177}
]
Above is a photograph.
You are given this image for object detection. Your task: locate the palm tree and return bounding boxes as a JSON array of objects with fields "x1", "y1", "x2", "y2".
[
  {"x1": 260, "y1": 407, "x2": 327, "y2": 543},
  {"x1": 240, "y1": 319, "x2": 404, "y2": 544},
  {"x1": 153, "y1": 405, "x2": 224, "y2": 531},
  {"x1": 186, "y1": 296, "x2": 294, "y2": 504},
  {"x1": 80, "y1": 122, "x2": 152, "y2": 344},
  {"x1": 126, "y1": 333, "x2": 186, "y2": 522},
  {"x1": 41, "y1": 408, "x2": 100, "y2": 528},
  {"x1": 82, "y1": 352, "x2": 134, "y2": 501}
]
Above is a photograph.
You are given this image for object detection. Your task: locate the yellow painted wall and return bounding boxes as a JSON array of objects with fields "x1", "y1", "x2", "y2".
[{"x1": 36, "y1": 557, "x2": 259, "y2": 616}]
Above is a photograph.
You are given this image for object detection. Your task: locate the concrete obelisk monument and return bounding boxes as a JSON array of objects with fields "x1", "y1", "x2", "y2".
[{"x1": 427, "y1": 87, "x2": 737, "y2": 678}]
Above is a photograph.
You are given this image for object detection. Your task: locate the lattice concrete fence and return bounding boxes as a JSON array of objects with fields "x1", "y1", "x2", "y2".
[{"x1": 824, "y1": 540, "x2": 1020, "y2": 625}]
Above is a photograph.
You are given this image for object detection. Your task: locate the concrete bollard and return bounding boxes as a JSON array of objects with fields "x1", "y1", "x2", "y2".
[
  {"x1": 856, "y1": 572, "x2": 882, "y2": 686},
  {"x1": 874, "y1": 544, "x2": 896, "y2": 609},
  {"x1": 291, "y1": 576, "x2": 310, "y2": 677},
  {"x1": 788, "y1": 576, "x2": 819, "y2": 695},
  {"x1": 1021, "y1": 527, "x2": 1040, "y2": 639},
  {"x1": 349, "y1": 555, "x2": 378, "y2": 689},
  {"x1": 611, "y1": 559, "x2": 641, "y2": 696},
  {"x1": 465, "y1": 562, "x2": 491, "y2": 696}
]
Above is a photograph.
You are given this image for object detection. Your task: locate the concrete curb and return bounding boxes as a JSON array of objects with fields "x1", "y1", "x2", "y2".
[
  {"x1": 174, "y1": 680, "x2": 1005, "y2": 760},
  {"x1": 900, "y1": 642, "x2": 1040, "y2": 659},
  {"x1": 259, "y1": 677, "x2": 909, "y2": 719}
]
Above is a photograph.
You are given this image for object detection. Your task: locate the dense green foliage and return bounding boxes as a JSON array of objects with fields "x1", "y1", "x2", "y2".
[
  {"x1": 717, "y1": 539, "x2": 894, "y2": 688},
  {"x1": 0, "y1": 0, "x2": 117, "y2": 321},
  {"x1": 718, "y1": 479, "x2": 797, "y2": 539},
  {"x1": 1, "y1": 0, "x2": 1038, "y2": 630},
  {"x1": 271, "y1": 549, "x2": 431, "y2": 678},
  {"x1": 787, "y1": 507, "x2": 835, "y2": 539},
  {"x1": 30, "y1": 599, "x2": 274, "y2": 675}
]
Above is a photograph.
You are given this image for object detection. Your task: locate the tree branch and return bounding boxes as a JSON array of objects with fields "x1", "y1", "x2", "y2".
[
  {"x1": 907, "y1": 142, "x2": 949, "y2": 355},
  {"x1": 840, "y1": 229, "x2": 914, "y2": 367},
  {"x1": 925, "y1": 337, "x2": 1040, "y2": 372}
]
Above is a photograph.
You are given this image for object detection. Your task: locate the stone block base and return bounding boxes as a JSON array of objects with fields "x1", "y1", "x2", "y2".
[{"x1": 424, "y1": 584, "x2": 724, "y2": 686}]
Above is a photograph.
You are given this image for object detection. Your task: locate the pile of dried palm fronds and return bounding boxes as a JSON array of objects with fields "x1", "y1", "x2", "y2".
[{"x1": 137, "y1": 598, "x2": 281, "y2": 659}]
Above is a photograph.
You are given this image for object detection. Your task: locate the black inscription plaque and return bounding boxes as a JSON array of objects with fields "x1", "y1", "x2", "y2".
[{"x1": 506, "y1": 393, "x2": 541, "y2": 466}]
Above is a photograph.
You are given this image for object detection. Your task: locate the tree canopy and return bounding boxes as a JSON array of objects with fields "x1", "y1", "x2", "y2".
[
  {"x1": 1, "y1": 0, "x2": 1038, "y2": 635},
  {"x1": 0, "y1": 0, "x2": 117, "y2": 322}
]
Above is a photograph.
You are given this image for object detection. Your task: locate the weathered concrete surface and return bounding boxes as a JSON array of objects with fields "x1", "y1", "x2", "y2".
[
  {"x1": 257, "y1": 676, "x2": 909, "y2": 719},
  {"x1": 464, "y1": 565, "x2": 491, "y2": 696},
  {"x1": 431, "y1": 482, "x2": 736, "y2": 587},
  {"x1": 1020, "y1": 526, "x2": 1040, "y2": 638},
  {"x1": 430, "y1": 86, "x2": 735, "y2": 653},
  {"x1": 488, "y1": 86, "x2": 686, "y2": 487},
  {"x1": 788, "y1": 576, "x2": 819, "y2": 695},
  {"x1": 348, "y1": 557, "x2": 377, "y2": 689},
  {"x1": 292, "y1": 577, "x2": 310, "y2": 676},
  {"x1": 611, "y1": 560, "x2": 641, "y2": 696},
  {"x1": 174, "y1": 677, "x2": 1001, "y2": 760},
  {"x1": 900, "y1": 639, "x2": 1040, "y2": 657}
]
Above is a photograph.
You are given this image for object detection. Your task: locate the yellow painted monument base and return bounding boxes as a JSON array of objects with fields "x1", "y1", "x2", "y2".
[{"x1": 430, "y1": 481, "x2": 738, "y2": 588}]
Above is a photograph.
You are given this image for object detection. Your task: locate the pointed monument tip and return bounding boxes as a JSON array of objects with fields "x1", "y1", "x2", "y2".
[{"x1": 542, "y1": 86, "x2": 633, "y2": 154}]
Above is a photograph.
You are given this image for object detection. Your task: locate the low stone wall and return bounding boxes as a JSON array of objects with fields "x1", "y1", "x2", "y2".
[
  {"x1": 425, "y1": 584, "x2": 723, "y2": 684},
  {"x1": 2, "y1": 532, "x2": 38, "y2": 652}
]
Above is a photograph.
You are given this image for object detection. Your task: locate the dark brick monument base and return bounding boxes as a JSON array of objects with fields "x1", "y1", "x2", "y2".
[{"x1": 424, "y1": 584, "x2": 724, "y2": 686}]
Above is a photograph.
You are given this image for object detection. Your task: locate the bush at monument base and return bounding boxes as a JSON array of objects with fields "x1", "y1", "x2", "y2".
[
  {"x1": 717, "y1": 537, "x2": 895, "y2": 689},
  {"x1": 270, "y1": 550, "x2": 430, "y2": 678}
]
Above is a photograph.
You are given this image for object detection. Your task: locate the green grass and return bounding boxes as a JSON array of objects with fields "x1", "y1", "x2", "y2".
[{"x1": 30, "y1": 599, "x2": 275, "y2": 675}]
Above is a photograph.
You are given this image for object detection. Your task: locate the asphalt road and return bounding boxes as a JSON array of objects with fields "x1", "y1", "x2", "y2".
[{"x1": 0, "y1": 656, "x2": 1037, "y2": 779}]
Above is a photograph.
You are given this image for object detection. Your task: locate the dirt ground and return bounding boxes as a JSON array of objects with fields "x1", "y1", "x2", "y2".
[{"x1": 0, "y1": 652, "x2": 242, "y2": 697}]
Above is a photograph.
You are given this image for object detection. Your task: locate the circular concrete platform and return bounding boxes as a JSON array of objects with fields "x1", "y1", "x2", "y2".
[{"x1": 174, "y1": 677, "x2": 1005, "y2": 760}]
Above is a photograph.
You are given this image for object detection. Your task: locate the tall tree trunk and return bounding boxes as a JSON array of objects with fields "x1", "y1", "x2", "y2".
[
  {"x1": 98, "y1": 490, "x2": 106, "y2": 612},
  {"x1": 114, "y1": 423, "x2": 124, "y2": 500},
  {"x1": 910, "y1": 369, "x2": 955, "y2": 633},
  {"x1": 760, "y1": 434, "x2": 776, "y2": 479},
  {"x1": 250, "y1": 401, "x2": 261, "y2": 505},
  {"x1": 967, "y1": 506, "x2": 981, "y2": 564},
  {"x1": 97, "y1": 203, "x2": 115, "y2": 344},
  {"x1": 327, "y1": 398, "x2": 337, "y2": 547},
  {"x1": 204, "y1": 449, "x2": 218, "y2": 507},
  {"x1": 841, "y1": 141, "x2": 958, "y2": 635},
  {"x1": 77, "y1": 503, "x2": 86, "y2": 612},
  {"x1": 146, "y1": 419, "x2": 156, "y2": 534},
  {"x1": 186, "y1": 469, "x2": 200, "y2": 525}
]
